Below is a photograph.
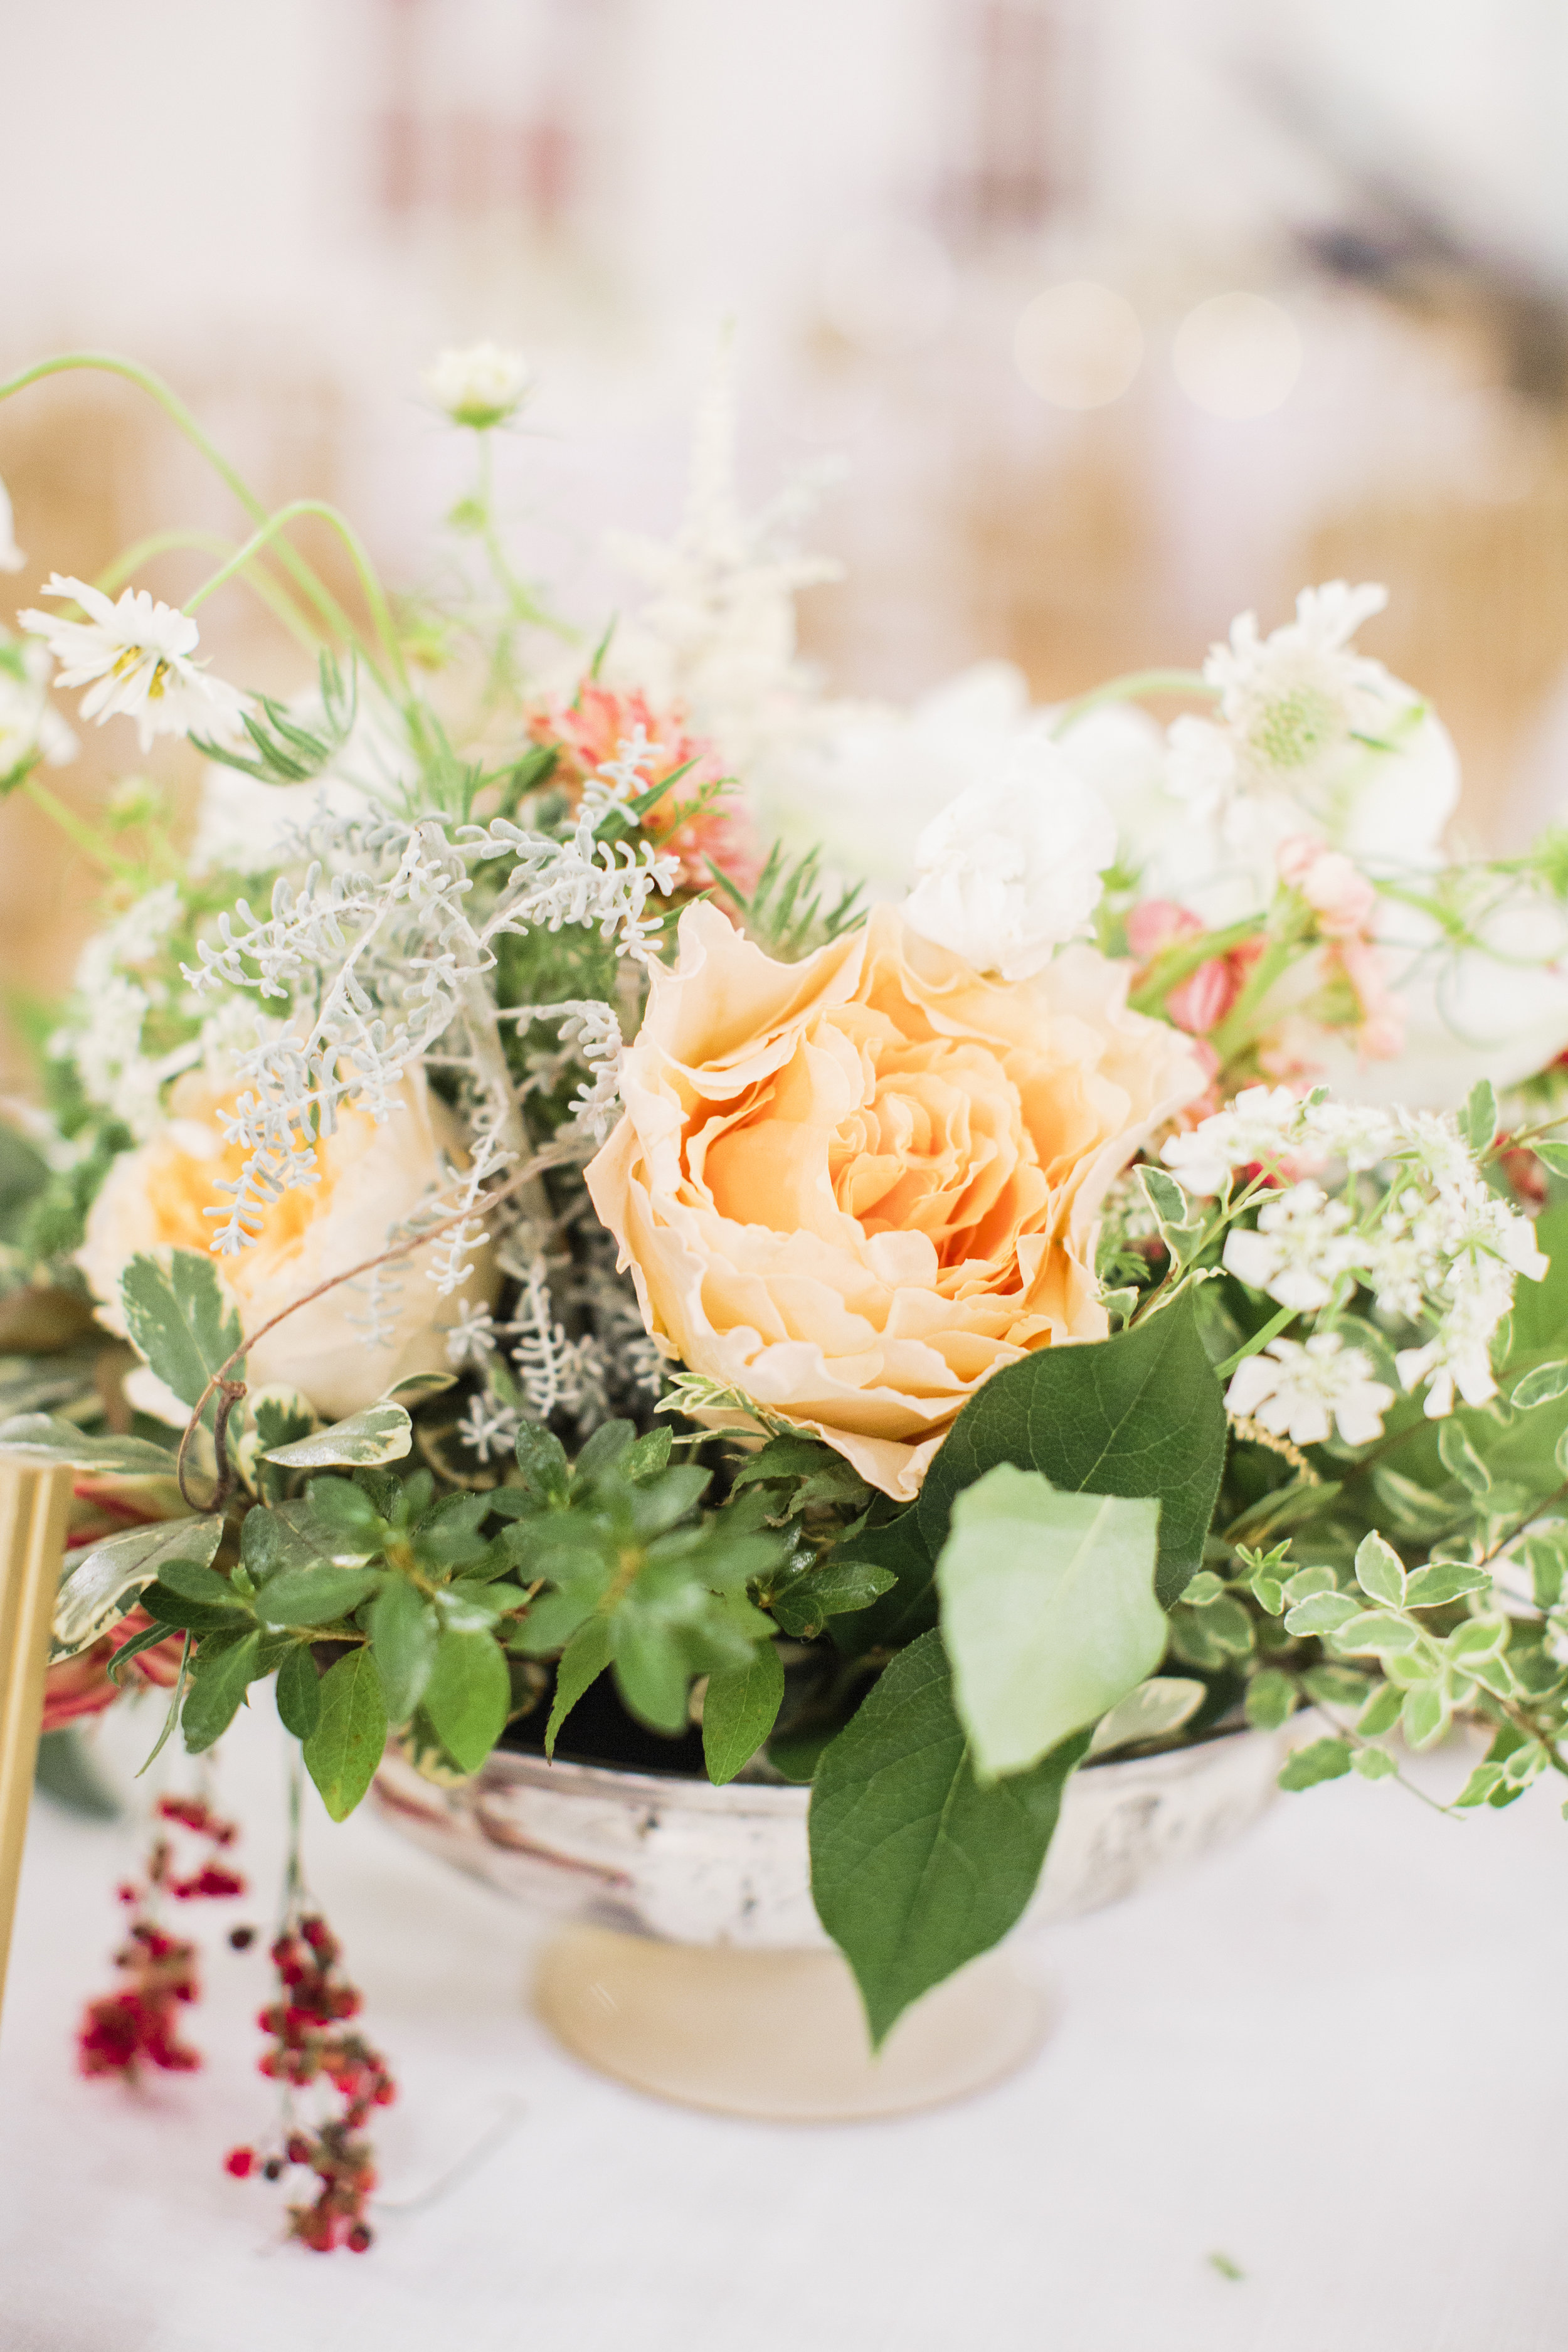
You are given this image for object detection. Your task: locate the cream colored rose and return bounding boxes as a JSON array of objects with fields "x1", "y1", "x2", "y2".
[
  {"x1": 586, "y1": 903, "x2": 1207, "y2": 1499},
  {"x1": 80, "y1": 1071, "x2": 488, "y2": 1420}
]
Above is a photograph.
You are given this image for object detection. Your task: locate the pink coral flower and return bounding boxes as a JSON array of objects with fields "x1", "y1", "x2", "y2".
[
  {"x1": 1126, "y1": 899, "x2": 1202, "y2": 960},
  {"x1": 1165, "y1": 957, "x2": 1237, "y2": 1036},
  {"x1": 1278, "y1": 835, "x2": 1377, "y2": 938}
]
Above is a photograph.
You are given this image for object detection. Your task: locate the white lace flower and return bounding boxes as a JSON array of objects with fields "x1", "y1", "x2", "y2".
[
  {"x1": 19, "y1": 576, "x2": 252, "y2": 752},
  {"x1": 0, "y1": 637, "x2": 77, "y2": 780},
  {"x1": 423, "y1": 342, "x2": 533, "y2": 429},
  {"x1": 0, "y1": 470, "x2": 23, "y2": 571},
  {"x1": 1222, "y1": 1181, "x2": 1368, "y2": 1311},
  {"x1": 902, "y1": 739, "x2": 1116, "y2": 980},
  {"x1": 1226, "y1": 1332, "x2": 1394, "y2": 1448},
  {"x1": 1162, "y1": 1084, "x2": 1310, "y2": 1195}
]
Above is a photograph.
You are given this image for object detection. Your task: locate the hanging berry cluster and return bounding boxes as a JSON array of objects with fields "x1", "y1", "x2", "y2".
[
  {"x1": 77, "y1": 1794, "x2": 248, "y2": 2082},
  {"x1": 225, "y1": 1913, "x2": 396, "y2": 2254}
]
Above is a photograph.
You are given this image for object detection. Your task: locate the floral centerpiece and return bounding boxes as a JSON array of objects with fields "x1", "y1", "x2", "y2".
[{"x1": 7, "y1": 344, "x2": 1568, "y2": 2238}]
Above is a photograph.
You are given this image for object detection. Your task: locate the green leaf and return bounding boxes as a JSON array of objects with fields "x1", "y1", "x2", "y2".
[
  {"x1": 1405, "y1": 1560, "x2": 1493, "y2": 1608},
  {"x1": 262, "y1": 1401, "x2": 413, "y2": 1468},
  {"x1": 1180, "y1": 1570, "x2": 1227, "y2": 1607},
  {"x1": 1282, "y1": 1564, "x2": 1338, "y2": 1602},
  {"x1": 610, "y1": 1618, "x2": 691, "y2": 1734},
  {"x1": 1278, "y1": 1737, "x2": 1353, "y2": 1790},
  {"x1": 421, "y1": 1627, "x2": 510, "y2": 1773},
  {"x1": 1139, "y1": 1164, "x2": 1194, "y2": 1231},
  {"x1": 935, "y1": 1466, "x2": 1164, "y2": 1780},
  {"x1": 1463, "y1": 1078, "x2": 1497, "y2": 1152},
  {"x1": 53, "y1": 1515, "x2": 224, "y2": 1654},
  {"x1": 1330, "y1": 1609, "x2": 1420, "y2": 1655},
  {"x1": 303, "y1": 1648, "x2": 388, "y2": 1820},
  {"x1": 0, "y1": 1414, "x2": 178, "y2": 1477},
  {"x1": 1401, "y1": 1683, "x2": 1450, "y2": 1749},
  {"x1": 702, "y1": 1645, "x2": 786, "y2": 1785},
  {"x1": 1444, "y1": 1616, "x2": 1508, "y2": 1664},
  {"x1": 917, "y1": 1293, "x2": 1226, "y2": 1608},
  {"x1": 1301, "y1": 1664, "x2": 1370, "y2": 1707},
  {"x1": 368, "y1": 1578, "x2": 439, "y2": 1724},
  {"x1": 1369, "y1": 1466, "x2": 1462, "y2": 1540},
  {"x1": 545, "y1": 1618, "x2": 612, "y2": 1757},
  {"x1": 1438, "y1": 1422, "x2": 1490, "y2": 1494},
  {"x1": 182, "y1": 1629, "x2": 262, "y2": 1753},
  {"x1": 1513, "y1": 1361, "x2": 1568, "y2": 1410},
  {"x1": 140, "y1": 1574, "x2": 250, "y2": 1634},
  {"x1": 1357, "y1": 1681, "x2": 1403, "y2": 1736},
  {"x1": 1244, "y1": 1669, "x2": 1296, "y2": 1730},
  {"x1": 275, "y1": 1645, "x2": 321, "y2": 1739},
  {"x1": 1088, "y1": 1675, "x2": 1206, "y2": 1753},
  {"x1": 1453, "y1": 1761, "x2": 1506, "y2": 1807},
  {"x1": 769, "y1": 1557, "x2": 896, "y2": 1638},
  {"x1": 119, "y1": 1249, "x2": 243, "y2": 1421},
  {"x1": 253, "y1": 1565, "x2": 384, "y2": 1628},
  {"x1": 808, "y1": 1631, "x2": 1090, "y2": 2045},
  {"x1": 1284, "y1": 1592, "x2": 1362, "y2": 1636},
  {"x1": 107, "y1": 1619, "x2": 179, "y2": 1686},
  {"x1": 1351, "y1": 1744, "x2": 1398, "y2": 1781},
  {"x1": 515, "y1": 1421, "x2": 570, "y2": 1503},
  {"x1": 1354, "y1": 1532, "x2": 1406, "y2": 1609}
]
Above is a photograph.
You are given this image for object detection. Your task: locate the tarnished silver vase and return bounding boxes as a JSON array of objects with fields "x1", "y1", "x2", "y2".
[{"x1": 371, "y1": 1729, "x2": 1279, "y2": 2121}]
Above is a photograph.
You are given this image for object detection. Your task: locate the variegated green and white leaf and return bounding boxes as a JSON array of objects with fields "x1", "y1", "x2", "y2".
[
  {"x1": 262, "y1": 1401, "x2": 413, "y2": 1469},
  {"x1": 53, "y1": 1515, "x2": 224, "y2": 1655},
  {"x1": 1088, "y1": 1675, "x2": 1207, "y2": 1756},
  {"x1": 0, "y1": 1414, "x2": 179, "y2": 1477}
]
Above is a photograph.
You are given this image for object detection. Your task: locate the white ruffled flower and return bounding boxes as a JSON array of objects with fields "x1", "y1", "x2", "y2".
[
  {"x1": 1226, "y1": 1332, "x2": 1394, "y2": 1448},
  {"x1": 0, "y1": 471, "x2": 23, "y2": 572},
  {"x1": 1222, "y1": 1181, "x2": 1367, "y2": 1313},
  {"x1": 902, "y1": 741, "x2": 1116, "y2": 981},
  {"x1": 0, "y1": 636, "x2": 77, "y2": 780},
  {"x1": 19, "y1": 577, "x2": 252, "y2": 753},
  {"x1": 1200, "y1": 581, "x2": 1394, "y2": 793},
  {"x1": 423, "y1": 342, "x2": 533, "y2": 429}
]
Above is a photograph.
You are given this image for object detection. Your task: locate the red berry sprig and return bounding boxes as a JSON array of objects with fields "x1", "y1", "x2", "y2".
[
  {"x1": 225, "y1": 1912, "x2": 396, "y2": 2254},
  {"x1": 77, "y1": 1795, "x2": 249, "y2": 2084}
]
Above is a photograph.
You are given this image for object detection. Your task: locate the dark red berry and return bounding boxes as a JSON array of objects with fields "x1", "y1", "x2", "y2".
[
  {"x1": 347, "y1": 2223, "x2": 373, "y2": 2253},
  {"x1": 228, "y1": 1926, "x2": 256, "y2": 1951},
  {"x1": 224, "y1": 2147, "x2": 255, "y2": 2179}
]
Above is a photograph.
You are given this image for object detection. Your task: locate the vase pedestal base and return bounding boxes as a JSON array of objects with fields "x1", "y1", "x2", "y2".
[{"x1": 533, "y1": 1925, "x2": 1051, "y2": 2122}]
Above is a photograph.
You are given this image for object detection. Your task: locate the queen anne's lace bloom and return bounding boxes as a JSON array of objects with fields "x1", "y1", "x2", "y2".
[
  {"x1": 1222, "y1": 1182, "x2": 1365, "y2": 1313},
  {"x1": 1226, "y1": 1332, "x2": 1394, "y2": 1447},
  {"x1": 20, "y1": 577, "x2": 251, "y2": 753}
]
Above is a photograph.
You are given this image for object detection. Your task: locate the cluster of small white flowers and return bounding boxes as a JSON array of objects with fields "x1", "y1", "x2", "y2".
[
  {"x1": 1225, "y1": 1332, "x2": 1394, "y2": 1449},
  {"x1": 0, "y1": 635, "x2": 77, "y2": 783},
  {"x1": 58, "y1": 883, "x2": 190, "y2": 1138},
  {"x1": 1167, "y1": 581, "x2": 1394, "y2": 824},
  {"x1": 20, "y1": 577, "x2": 252, "y2": 753},
  {"x1": 1166, "y1": 1085, "x2": 1548, "y2": 1422}
]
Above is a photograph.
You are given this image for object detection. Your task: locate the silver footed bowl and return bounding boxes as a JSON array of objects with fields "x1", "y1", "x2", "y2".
[{"x1": 371, "y1": 1727, "x2": 1280, "y2": 1951}]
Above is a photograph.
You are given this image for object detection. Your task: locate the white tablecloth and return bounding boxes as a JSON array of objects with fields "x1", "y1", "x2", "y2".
[{"x1": 2, "y1": 1702, "x2": 1563, "y2": 2352}]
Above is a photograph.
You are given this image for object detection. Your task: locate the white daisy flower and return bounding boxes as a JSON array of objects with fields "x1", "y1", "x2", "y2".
[
  {"x1": 0, "y1": 636, "x2": 77, "y2": 780},
  {"x1": 18, "y1": 576, "x2": 252, "y2": 753},
  {"x1": 1226, "y1": 1332, "x2": 1394, "y2": 1448},
  {"x1": 0, "y1": 470, "x2": 23, "y2": 571},
  {"x1": 423, "y1": 342, "x2": 533, "y2": 430}
]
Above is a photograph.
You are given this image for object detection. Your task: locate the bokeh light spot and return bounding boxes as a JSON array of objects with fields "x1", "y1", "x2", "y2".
[
  {"x1": 1173, "y1": 292, "x2": 1302, "y2": 419},
  {"x1": 1013, "y1": 282, "x2": 1143, "y2": 411}
]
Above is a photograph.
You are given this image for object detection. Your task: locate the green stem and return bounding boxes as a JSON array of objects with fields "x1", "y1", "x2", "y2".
[
  {"x1": 96, "y1": 527, "x2": 322, "y2": 655},
  {"x1": 184, "y1": 499, "x2": 410, "y2": 697},
  {"x1": 1212, "y1": 1302, "x2": 1297, "y2": 1381},
  {"x1": 0, "y1": 352, "x2": 361, "y2": 655},
  {"x1": 1127, "y1": 915, "x2": 1264, "y2": 1016},
  {"x1": 1051, "y1": 669, "x2": 1216, "y2": 739},
  {"x1": 1208, "y1": 930, "x2": 1302, "y2": 1064},
  {"x1": 21, "y1": 775, "x2": 142, "y2": 882}
]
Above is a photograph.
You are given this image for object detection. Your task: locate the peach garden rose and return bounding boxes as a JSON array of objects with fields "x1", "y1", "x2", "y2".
[{"x1": 587, "y1": 902, "x2": 1207, "y2": 1498}]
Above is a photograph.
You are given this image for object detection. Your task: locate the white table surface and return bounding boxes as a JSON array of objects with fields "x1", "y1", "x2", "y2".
[{"x1": 2, "y1": 1700, "x2": 1563, "y2": 2352}]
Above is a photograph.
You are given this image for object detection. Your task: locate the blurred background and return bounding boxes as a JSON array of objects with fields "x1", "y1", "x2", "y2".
[{"x1": 4, "y1": 0, "x2": 1568, "y2": 1046}]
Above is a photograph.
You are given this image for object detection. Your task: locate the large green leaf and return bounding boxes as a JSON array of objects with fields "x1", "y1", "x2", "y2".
[
  {"x1": 0, "y1": 1414, "x2": 179, "y2": 1478},
  {"x1": 919, "y1": 1293, "x2": 1226, "y2": 1606},
  {"x1": 368, "y1": 1578, "x2": 439, "y2": 1724},
  {"x1": 262, "y1": 1401, "x2": 413, "y2": 1469},
  {"x1": 181, "y1": 1629, "x2": 263, "y2": 1754},
  {"x1": 808, "y1": 1631, "x2": 1091, "y2": 2045},
  {"x1": 544, "y1": 1618, "x2": 611, "y2": 1757},
  {"x1": 935, "y1": 1466, "x2": 1165, "y2": 1779},
  {"x1": 119, "y1": 1249, "x2": 244, "y2": 1422},
  {"x1": 253, "y1": 1564, "x2": 384, "y2": 1628},
  {"x1": 834, "y1": 1293, "x2": 1227, "y2": 1649},
  {"x1": 421, "y1": 1626, "x2": 510, "y2": 1773},
  {"x1": 53, "y1": 1515, "x2": 223, "y2": 1655},
  {"x1": 303, "y1": 1648, "x2": 388, "y2": 1820}
]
